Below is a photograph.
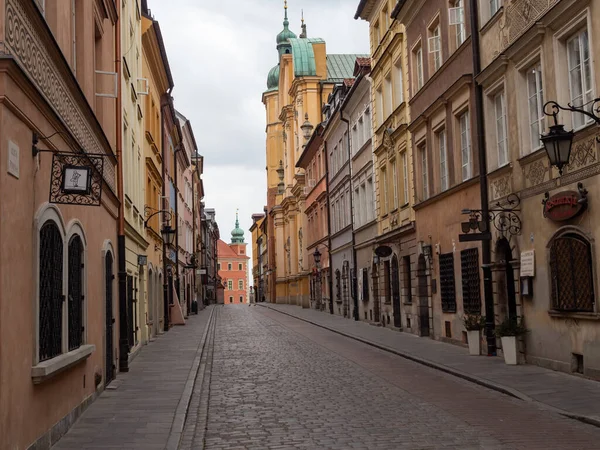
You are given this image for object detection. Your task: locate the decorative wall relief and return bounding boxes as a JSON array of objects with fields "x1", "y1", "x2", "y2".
[
  {"x1": 523, "y1": 158, "x2": 549, "y2": 188},
  {"x1": 5, "y1": 0, "x2": 116, "y2": 191},
  {"x1": 298, "y1": 228, "x2": 303, "y2": 271},
  {"x1": 490, "y1": 174, "x2": 512, "y2": 201},
  {"x1": 505, "y1": 0, "x2": 556, "y2": 46},
  {"x1": 566, "y1": 135, "x2": 598, "y2": 173}
]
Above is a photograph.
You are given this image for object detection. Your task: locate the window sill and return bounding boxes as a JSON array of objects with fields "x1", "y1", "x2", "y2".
[
  {"x1": 31, "y1": 344, "x2": 95, "y2": 384},
  {"x1": 481, "y1": 7, "x2": 504, "y2": 34},
  {"x1": 403, "y1": 302, "x2": 413, "y2": 306},
  {"x1": 548, "y1": 310, "x2": 600, "y2": 321}
]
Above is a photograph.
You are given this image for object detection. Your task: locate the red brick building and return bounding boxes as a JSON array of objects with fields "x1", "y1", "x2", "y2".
[{"x1": 217, "y1": 214, "x2": 249, "y2": 304}]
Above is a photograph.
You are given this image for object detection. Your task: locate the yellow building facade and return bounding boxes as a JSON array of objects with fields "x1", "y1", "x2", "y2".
[
  {"x1": 263, "y1": 4, "x2": 361, "y2": 306},
  {"x1": 141, "y1": 12, "x2": 173, "y2": 340},
  {"x1": 121, "y1": 0, "x2": 148, "y2": 357},
  {"x1": 356, "y1": 1, "x2": 416, "y2": 328}
]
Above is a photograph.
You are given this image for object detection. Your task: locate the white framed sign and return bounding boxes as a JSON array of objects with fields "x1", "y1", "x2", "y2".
[
  {"x1": 8, "y1": 140, "x2": 19, "y2": 179},
  {"x1": 62, "y1": 165, "x2": 92, "y2": 195},
  {"x1": 520, "y1": 250, "x2": 535, "y2": 277}
]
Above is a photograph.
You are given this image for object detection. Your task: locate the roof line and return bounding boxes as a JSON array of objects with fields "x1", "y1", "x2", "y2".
[{"x1": 354, "y1": 0, "x2": 368, "y2": 19}]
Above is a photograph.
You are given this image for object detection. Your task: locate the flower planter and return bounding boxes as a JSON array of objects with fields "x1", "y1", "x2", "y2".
[
  {"x1": 467, "y1": 330, "x2": 481, "y2": 356},
  {"x1": 501, "y1": 336, "x2": 518, "y2": 365}
]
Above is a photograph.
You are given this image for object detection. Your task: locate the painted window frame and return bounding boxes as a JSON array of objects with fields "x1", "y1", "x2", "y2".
[{"x1": 33, "y1": 204, "x2": 90, "y2": 368}]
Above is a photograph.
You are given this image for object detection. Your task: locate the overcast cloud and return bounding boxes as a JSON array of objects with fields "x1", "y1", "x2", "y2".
[{"x1": 148, "y1": 0, "x2": 368, "y2": 267}]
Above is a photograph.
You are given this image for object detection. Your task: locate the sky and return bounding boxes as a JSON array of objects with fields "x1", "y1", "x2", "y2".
[{"x1": 148, "y1": 0, "x2": 369, "y2": 271}]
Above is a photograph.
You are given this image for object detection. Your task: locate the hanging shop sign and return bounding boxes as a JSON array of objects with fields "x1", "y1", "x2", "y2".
[
  {"x1": 374, "y1": 245, "x2": 393, "y2": 258},
  {"x1": 542, "y1": 184, "x2": 588, "y2": 222}
]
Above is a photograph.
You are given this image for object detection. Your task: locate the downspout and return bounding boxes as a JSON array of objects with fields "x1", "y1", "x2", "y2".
[
  {"x1": 161, "y1": 91, "x2": 172, "y2": 332},
  {"x1": 469, "y1": 0, "x2": 496, "y2": 355},
  {"x1": 116, "y1": 12, "x2": 130, "y2": 373},
  {"x1": 323, "y1": 138, "x2": 334, "y2": 315},
  {"x1": 340, "y1": 108, "x2": 359, "y2": 321}
]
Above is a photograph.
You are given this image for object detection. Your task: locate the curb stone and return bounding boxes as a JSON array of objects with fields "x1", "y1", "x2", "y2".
[
  {"x1": 258, "y1": 304, "x2": 600, "y2": 429},
  {"x1": 166, "y1": 305, "x2": 216, "y2": 450}
]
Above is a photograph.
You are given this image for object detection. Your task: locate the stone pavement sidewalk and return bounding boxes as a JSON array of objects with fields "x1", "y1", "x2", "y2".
[
  {"x1": 52, "y1": 306, "x2": 214, "y2": 450},
  {"x1": 258, "y1": 303, "x2": 600, "y2": 427}
]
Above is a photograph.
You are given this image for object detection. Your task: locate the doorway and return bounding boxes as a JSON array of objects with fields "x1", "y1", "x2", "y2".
[
  {"x1": 417, "y1": 254, "x2": 430, "y2": 337},
  {"x1": 105, "y1": 253, "x2": 115, "y2": 385},
  {"x1": 392, "y1": 256, "x2": 401, "y2": 328},
  {"x1": 496, "y1": 238, "x2": 517, "y2": 320}
]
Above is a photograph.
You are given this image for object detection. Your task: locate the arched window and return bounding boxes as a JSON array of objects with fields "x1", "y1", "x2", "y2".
[
  {"x1": 68, "y1": 235, "x2": 84, "y2": 351},
  {"x1": 550, "y1": 233, "x2": 594, "y2": 312},
  {"x1": 39, "y1": 221, "x2": 64, "y2": 362}
]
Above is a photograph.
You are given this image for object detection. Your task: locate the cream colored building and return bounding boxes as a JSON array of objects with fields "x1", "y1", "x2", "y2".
[
  {"x1": 477, "y1": 0, "x2": 600, "y2": 377},
  {"x1": 142, "y1": 10, "x2": 173, "y2": 339},
  {"x1": 356, "y1": 0, "x2": 415, "y2": 329},
  {"x1": 122, "y1": 0, "x2": 148, "y2": 356}
]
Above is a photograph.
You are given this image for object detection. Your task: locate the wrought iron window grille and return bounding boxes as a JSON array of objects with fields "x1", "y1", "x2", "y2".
[
  {"x1": 461, "y1": 248, "x2": 481, "y2": 315},
  {"x1": 39, "y1": 222, "x2": 64, "y2": 362},
  {"x1": 439, "y1": 253, "x2": 457, "y2": 313}
]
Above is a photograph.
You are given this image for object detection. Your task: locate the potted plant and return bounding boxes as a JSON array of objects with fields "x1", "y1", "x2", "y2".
[
  {"x1": 495, "y1": 317, "x2": 528, "y2": 365},
  {"x1": 463, "y1": 314, "x2": 486, "y2": 356}
]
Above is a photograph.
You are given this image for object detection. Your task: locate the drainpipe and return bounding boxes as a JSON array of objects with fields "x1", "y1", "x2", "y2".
[
  {"x1": 323, "y1": 139, "x2": 334, "y2": 315},
  {"x1": 469, "y1": 0, "x2": 496, "y2": 355},
  {"x1": 115, "y1": 13, "x2": 130, "y2": 373},
  {"x1": 340, "y1": 109, "x2": 359, "y2": 321},
  {"x1": 161, "y1": 90, "x2": 172, "y2": 332}
]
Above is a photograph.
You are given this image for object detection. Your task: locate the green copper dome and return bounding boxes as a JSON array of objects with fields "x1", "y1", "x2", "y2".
[
  {"x1": 276, "y1": 2, "x2": 296, "y2": 57},
  {"x1": 231, "y1": 212, "x2": 245, "y2": 244},
  {"x1": 267, "y1": 64, "x2": 280, "y2": 91}
]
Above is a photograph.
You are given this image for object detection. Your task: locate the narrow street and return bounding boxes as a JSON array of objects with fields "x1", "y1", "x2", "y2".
[{"x1": 54, "y1": 305, "x2": 600, "y2": 450}]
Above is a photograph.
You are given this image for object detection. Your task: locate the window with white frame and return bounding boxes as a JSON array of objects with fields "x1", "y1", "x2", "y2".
[
  {"x1": 450, "y1": 0, "x2": 466, "y2": 49},
  {"x1": 402, "y1": 152, "x2": 409, "y2": 205},
  {"x1": 495, "y1": 91, "x2": 508, "y2": 166},
  {"x1": 352, "y1": 124, "x2": 358, "y2": 155},
  {"x1": 385, "y1": 75, "x2": 393, "y2": 117},
  {"x1": 228, "y1": 280, "x2": 233, "y2": 290},
  {"x1": 365, "y1": 107, "x2": 372, "y2": 139},
  {"x1": 228, "y1": 263, "x2": 232, "y2": 270},
  {"x1": 367, "y1": 177, "x2": 375, "y2": 220},
  {"x1": 376, "y1": 87, "x2": 384, "y2": 127},
  {"x1": 429, "y1": 25, "x2": 442, "y2": 72},
  {"x1": 567, "y1": 28, "x2": 593, "y2": 129},
  {"x1": 415, "y1": 45, "x2": 424, "y2": 91},
  {"x1": 527, "y1": 64, "x2": 545, "y2": 152},
  {"x1": 381, "y1": 166, "x2": 388, "y2": 215},
  {"x1": 238, "y1": 280, "x2": 244, "y2": 290},
  {"x1": 392, "y1": 159, "x2": 399, "y2": 209},
  {"x1": 239, "y1": 263, "x2": 243, "y2": 270},
  {"x1": 460, "y1": 112, "x2": 471, "y2": 181},
  {"x1": 438, "y1": 129, "x2": 448, "y2": 192},
  {"x1": 420, "y1": 144, "x2": 429, "y2": 200},
  {"x1": 394, "y1": 59, "x2": 404, "y2": 107}
]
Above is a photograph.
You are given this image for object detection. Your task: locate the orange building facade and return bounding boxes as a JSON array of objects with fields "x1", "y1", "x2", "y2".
[{"x1": 217, "y1": 215, "x2": 249, "y2": 304}]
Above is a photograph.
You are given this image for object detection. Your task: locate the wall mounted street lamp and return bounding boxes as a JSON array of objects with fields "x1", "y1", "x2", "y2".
[
  {"x1": 542, "y1": 99, "x2": 600, "y2": 175},
  {"x1": 301, "y1": 113, "x2": 314, "y2": 142},
  {"x1": 313, "y1": 246, "x2": 322, "y2": 265}
]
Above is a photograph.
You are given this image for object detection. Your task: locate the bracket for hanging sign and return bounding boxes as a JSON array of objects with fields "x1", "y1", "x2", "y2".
[{"x1": 33, "y1": 132, "x2": 107, "y2": 207}]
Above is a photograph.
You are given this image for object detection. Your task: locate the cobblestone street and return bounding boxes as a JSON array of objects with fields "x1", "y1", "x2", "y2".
[
  {"x1": 191, "y1": 305, "x2": 600, "y2": 450},
  {"x1": 54, "y1": 305, "x2": 600, "y2": 450}
]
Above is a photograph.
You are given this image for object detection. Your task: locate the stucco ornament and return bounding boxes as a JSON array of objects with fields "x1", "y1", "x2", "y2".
[
  {"x1": 298, "y1": 228, "x2": 303, "y2": 271},
  {"x1": 383, "y1": 129, "x2": 393, "y2": 151},
  {"x1": 567, "y1": 136, "x2": 598, "y2": 172},
  {"x1": 286, "y1": 237, "x2": 291, "y2": 273}
]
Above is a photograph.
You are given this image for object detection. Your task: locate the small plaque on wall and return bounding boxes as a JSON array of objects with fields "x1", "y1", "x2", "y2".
[
  {"x1": 8, "y1": 140, "x2": 19, "y2": 179},
  {"x1": 520, "y1": 250, "x2": 535, "y2": 277}
]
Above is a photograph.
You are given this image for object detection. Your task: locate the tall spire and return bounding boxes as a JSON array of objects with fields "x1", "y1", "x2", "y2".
[
  {"x1": 231, "y1": 209, "x2": 245, "y2": 244},
  {"x1": 284, "y1": 0, "x2": 289, "y2": 26},
  {"x1": 276, "y1": 0, "x2": 296, "y2": 56},
  {"x1": 300, "y1": 9, "x2": 307, "y2": 38}
]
